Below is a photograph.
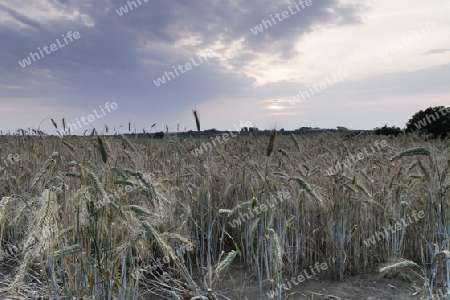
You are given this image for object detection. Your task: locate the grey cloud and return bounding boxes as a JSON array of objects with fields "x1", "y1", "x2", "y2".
[
  {"x1": 423, "y1": 49, "x2": 450, "y2": 55},
  {"x1": 1, "y1": 0, "x2": 400, "y2": 132}
]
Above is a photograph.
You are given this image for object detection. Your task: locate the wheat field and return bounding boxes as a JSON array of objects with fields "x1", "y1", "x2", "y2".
[{"x1": 0, "y1": 130, "x2": 448, "y2": 299}]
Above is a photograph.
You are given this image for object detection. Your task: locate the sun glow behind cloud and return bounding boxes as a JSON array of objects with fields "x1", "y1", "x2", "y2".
[{"x1": 268, "y1": 105, "x2": 282, "y2": 110}]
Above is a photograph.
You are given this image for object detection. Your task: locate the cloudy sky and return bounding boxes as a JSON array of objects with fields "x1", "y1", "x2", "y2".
[{"x1": 1, "y1": 0, "x2": 449, "y2": 134}]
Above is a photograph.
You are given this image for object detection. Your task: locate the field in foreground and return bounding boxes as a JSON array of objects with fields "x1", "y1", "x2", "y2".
[{"x1": 0, "y1": 132, "x2": 449, "y2": 299}]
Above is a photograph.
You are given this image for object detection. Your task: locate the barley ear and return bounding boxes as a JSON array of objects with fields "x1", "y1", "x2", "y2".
[
  {"x1": 266, "y1": 129, "x2": 276, "y2": 157},
  {"x1": 193, "y1": 110, "x2": 201, "y2": 132},
  {"x1": 129, "y1": 205, "x2": 158, "y2": 218},
  {"x1": 379, "y1": 260, "x2": 419, "y2": 276},
  {"x1": 0, "y1": 197, "x2": 12, "y2": 247},
  {"x1": 290, "y1": 176, "x2": 323, "y2": 205},
  {"x1": 54, "y1": 244, "x2": 82, "y2": 256},
  {"x1": 85, "y1": 167, "x2": 109, "y2": 204},
  {"x1": 97, "y1": 136, "x2": 108, "y2": 164},
  {"x1": 62, "y1": 140, "x2": 76, "y2": 151},
  {"x1": 289, "y1": 134, "x2": 300, "y2": 151},
  {"x1": 267, "y1": 228, "x2": 282, "y2": 265},
  {"x1": 50, "y1": 118, "x2": 57, "y2": 129},
  {"x1": 30, "y1": 152, "x2": 59, "y2": 189},
  {"x1": 215, "y1": 250, "x2": 239, "y2": 275},
  {"x1": 390, "y1": 147, "x2": 430, "y2": 161}
]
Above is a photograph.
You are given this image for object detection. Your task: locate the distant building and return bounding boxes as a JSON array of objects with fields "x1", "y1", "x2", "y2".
[{"x1": 297, "y1": 127, "x2": 321, "y2": 131}]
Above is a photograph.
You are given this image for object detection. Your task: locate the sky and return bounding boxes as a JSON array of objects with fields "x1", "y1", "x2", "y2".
[{"x1": 0, "y1": 0, "x2": 449, "y2": 134}]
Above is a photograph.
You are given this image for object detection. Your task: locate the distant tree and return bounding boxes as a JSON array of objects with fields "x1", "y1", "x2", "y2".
[
  {"x1": 337, "y1": 126, "x2": 349, "y2": 132},
  {"x1": 154, "y1": 131, "x2": 164, "y2": 139},
  {"x1": 406, "y1": 106, "x2": 450, "y2": 139},
  {"x1": 374, "y1": 124, "x2": 402, "y2": 136}
]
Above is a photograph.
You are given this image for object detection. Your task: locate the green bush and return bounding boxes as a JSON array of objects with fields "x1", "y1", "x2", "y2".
[
  {"x1": 405, "y1": 106, "x2": 450, "y2": 139},
  {"x1": 154, "y1": 131, "x2": 164, "y2": 139},
  {"x1": 374, "y1": 124, "x2": 402, "y2": 136}
]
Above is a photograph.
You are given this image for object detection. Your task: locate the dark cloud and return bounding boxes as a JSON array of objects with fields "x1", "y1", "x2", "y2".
[
  {"x1": 1, "y1": 0, "x2": 365, "y2": 111},
  {"x1": 0, "y1": 4, "x2": 45, "y2": 31}
]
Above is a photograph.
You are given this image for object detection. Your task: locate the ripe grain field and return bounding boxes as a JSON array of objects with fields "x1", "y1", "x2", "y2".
[{"x1": 0, "y1": 131, "x2": 449, "y2": 299}]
